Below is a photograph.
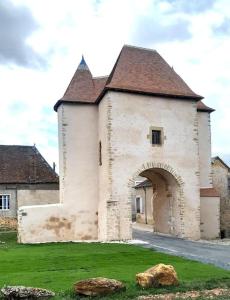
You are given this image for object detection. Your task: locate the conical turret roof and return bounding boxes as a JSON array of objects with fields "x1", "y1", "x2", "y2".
[{"x1": 61, "y1": 56, "x2": 95, "y2": 102}]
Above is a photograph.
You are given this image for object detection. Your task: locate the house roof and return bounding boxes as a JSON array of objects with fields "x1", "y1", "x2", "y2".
[
  {"x1": 197, "y1": 100, "x2": 215, "y2": 112},
  {"x1": 0, "y1": 145, "x2": 59, "y2": 184},
  {"x1": 134, "y1": 179, "x2": 152, "y2": 189},
  {"x1": 54, "y1": 45, "x2": 213, "y2": 112},
  {"x1": 212, "y1": 156, "x2": 230, "y2": 171},
  {"x1": 200, "y1": 188, "x2": 220, "y2": 197}
]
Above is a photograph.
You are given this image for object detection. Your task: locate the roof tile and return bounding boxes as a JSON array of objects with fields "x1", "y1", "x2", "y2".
[
  {"x1": 200, "y1": 188, "x2": 220, "y2": 197},
  {"x1": 0, "y1": 145, "x2": 58, "y2": 184}
]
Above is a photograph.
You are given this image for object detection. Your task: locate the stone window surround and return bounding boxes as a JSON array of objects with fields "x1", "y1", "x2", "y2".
[{"x1": 148, "y1": 126, "x2": 164, "y2": 147}]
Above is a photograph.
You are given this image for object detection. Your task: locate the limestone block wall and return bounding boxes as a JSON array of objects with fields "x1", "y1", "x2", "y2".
[
  {"x1": 212, "y1": 161, "x2": 230, "y2": 237},
  {"x1": 18, "y1": 104, "x2": 99, "y2": 243},
  {"x1": 198, "y1": 112, "x2": 212, "y2": 187},
  {"x1": 99, "y1": 91, "x2": 201, "y2": 240},
  {"x1": 98, "y1": 93, "x2": 112, "y2": 240},
  {"x1": 200, "y1": 196, "x2": 220, "y2": 239}
]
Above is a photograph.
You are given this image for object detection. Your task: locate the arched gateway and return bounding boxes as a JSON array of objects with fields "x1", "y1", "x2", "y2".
[
  {"x1": 18, "y1": 45, "x2": 220, "y2": 243},
  {"x1": 129, "y1": 162, "x2": 185, "y2": 238}
]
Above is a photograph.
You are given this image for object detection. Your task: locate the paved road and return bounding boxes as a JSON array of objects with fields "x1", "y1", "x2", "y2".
[{"x1": 133, "y1": 229, "x2": 230, "y2": 270}]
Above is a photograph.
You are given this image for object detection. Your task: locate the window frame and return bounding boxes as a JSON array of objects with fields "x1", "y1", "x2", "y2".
[
  {"x1": 0, "y1": 194, "x2": 10, "y2": 210},
  {"x1": 135, "y1": 196, "x2": 143, "y2": 214},
  {"x1": 149, "y1": 126, "x2": 164, "y2": 146}
]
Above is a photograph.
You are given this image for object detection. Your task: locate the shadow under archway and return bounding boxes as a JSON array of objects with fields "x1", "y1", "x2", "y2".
[{"x1": 132, "y1": 167, "x2": 183, "y2": 237}]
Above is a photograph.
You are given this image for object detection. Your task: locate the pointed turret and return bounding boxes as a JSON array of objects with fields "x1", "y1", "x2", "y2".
[
  {"x1": 61, "y1": 56, "x2": 95, "y2": 102},
  {"x1": 78, "y1": 55, "x2": 89, "y2": 70}
]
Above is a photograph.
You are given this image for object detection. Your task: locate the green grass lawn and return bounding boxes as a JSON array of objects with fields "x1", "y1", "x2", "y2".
[{"x1": 1, "y1": 232, "x2": 230, "y2": 299}]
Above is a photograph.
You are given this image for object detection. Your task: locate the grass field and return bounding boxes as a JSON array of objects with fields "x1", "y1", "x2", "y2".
[{"x1": 1, "y1": 232, "x2": 230, "y2": 299}]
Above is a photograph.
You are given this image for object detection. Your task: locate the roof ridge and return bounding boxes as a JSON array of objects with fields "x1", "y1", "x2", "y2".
[
  {"x1": 123, "y1": 44, "x2": 157, "y2": 53},
  {"x1": 93, "y1": 75, "x2": 109, "y2": 79},
  {"x1": 0, "y1": 144, "x2": 34, "y2": 148},
  {"x1": 32, "y1": 146, "x2": 58, "y2": 177}
]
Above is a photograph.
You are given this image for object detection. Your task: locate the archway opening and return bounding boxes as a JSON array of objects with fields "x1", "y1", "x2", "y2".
[{"x1": 132, "y1": 167, "x2": 181, "y2": 236}]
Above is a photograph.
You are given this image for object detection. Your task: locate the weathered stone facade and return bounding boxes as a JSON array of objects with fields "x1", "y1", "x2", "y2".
[
  {"x1": 212, "y1": 157, "x2": 230, "y2": 237},
  {"x1": 18, "y1": 45, "x2": 220, "y2": 243}
]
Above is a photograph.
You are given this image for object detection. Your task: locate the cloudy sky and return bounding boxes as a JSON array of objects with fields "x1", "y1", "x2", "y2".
[{"x1": 0, "y1": 0, "x2": 229, "y2": 169}]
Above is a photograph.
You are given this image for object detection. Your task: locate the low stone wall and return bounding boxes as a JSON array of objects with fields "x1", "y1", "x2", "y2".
[{"x1": 0, "y1": 217, "x2": 17, "y2": 231}]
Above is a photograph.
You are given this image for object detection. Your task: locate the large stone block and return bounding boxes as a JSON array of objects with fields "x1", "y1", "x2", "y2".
[
  {"x1": 74, "y1": 277, "x2": 125, "y2": 296},
  {"x1": 136, "y1": 263, "x2": 179, "y2": 288}
]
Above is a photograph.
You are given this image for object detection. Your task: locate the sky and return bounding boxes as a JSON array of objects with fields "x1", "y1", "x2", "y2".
[{"x1": 0, "y1": 0, "x2": 229, "y2": 169}]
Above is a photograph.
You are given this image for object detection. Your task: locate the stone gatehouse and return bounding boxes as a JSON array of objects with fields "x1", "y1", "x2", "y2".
[{"x1": 18, "y1": 45, "x2": 220, "y2": 243}]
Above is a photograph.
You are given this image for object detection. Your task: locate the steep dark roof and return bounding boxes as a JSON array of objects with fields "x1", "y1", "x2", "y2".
[
  {"x1": 54, "y1": 45, "x2": 211, "y2": 111},
  {"x1": 103, "y1": 45, "x2": 202, "y2": 100},
  {"x1": 197, "y1": 100, "x2": 215, "y2": 112},
  {"x1": 0, "y1": 145, "x2": 59, "y2": 184},
  {"x1": 212, "y1": 156, "x2": 230, "y2": 171}
]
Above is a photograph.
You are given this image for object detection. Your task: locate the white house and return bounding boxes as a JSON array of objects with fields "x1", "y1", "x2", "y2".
[{"x1": 18, "y1": 45, "x2": 220, "y2": 243}]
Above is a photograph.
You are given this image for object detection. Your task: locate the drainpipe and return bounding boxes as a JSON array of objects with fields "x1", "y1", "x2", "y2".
[{"x1": 144, "y1": 186, "x2": 147, "y2": 224}]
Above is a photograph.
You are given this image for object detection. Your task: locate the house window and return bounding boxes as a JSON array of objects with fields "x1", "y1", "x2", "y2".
[
  {"x1": 152, "y1": 130, "x2": 161, "y2": 145},
  {"x1": 149, "y1": 126, "x2": 164, "y2": 146},
  {"x1": 136, "y1": 196, "x2": 142, "y2": 213},
  {"x1": 0, "y1": 195, "x2": 10, "y2": 210}
]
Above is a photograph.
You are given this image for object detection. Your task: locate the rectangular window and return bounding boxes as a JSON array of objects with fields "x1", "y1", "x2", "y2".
[
  {"x1": 136, "y1": 196, "x2": 142, "y2": 213},
  {"x1": 149, "y1": 126, "x2": 163, "y2": 146},
  {"x1": 0, "y1": 195, "x2": 10, "y2": 210},
  {"x1": 152, "y1": 130, "x2": 161, "y2": 145}
]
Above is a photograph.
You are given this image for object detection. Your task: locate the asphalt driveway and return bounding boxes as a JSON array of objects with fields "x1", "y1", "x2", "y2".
[{"x1": 133, "y1": 228, "x2": 230, "y2": 270}]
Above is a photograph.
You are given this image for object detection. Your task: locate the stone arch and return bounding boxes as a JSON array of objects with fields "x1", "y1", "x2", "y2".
[{"x1": 129, "y1": 161, "x2": 185, "y2": 238}]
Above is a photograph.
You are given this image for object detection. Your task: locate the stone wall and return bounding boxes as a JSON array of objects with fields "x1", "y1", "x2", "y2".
[
  {"x1": 0, "y1": 184, "x2": 59, "y2": 219},
  {"x1": 0, "y1": 217, "x2": 17, "y2": 231},
  {"x1": 198, "y1": 112, "x2": 213, "y2": 187},
  {"x1": 18, "y1": 90, "x2": 217, "y2": 243},
  {"x1": 104, "y1": 91, "x2": 201, "y2": 240},
  {"x1": 18, "y1": 104, "x2": 99, "y2": 243},
  {"x1": 200, "y1": 196, "x2": 220, "y2": 239},
  {"x1": 18, "y1": 189, "x2": 59, "y2": 207},
  {"x1": 212, "y1": 160, "x2": 230, "y2": 237}
]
